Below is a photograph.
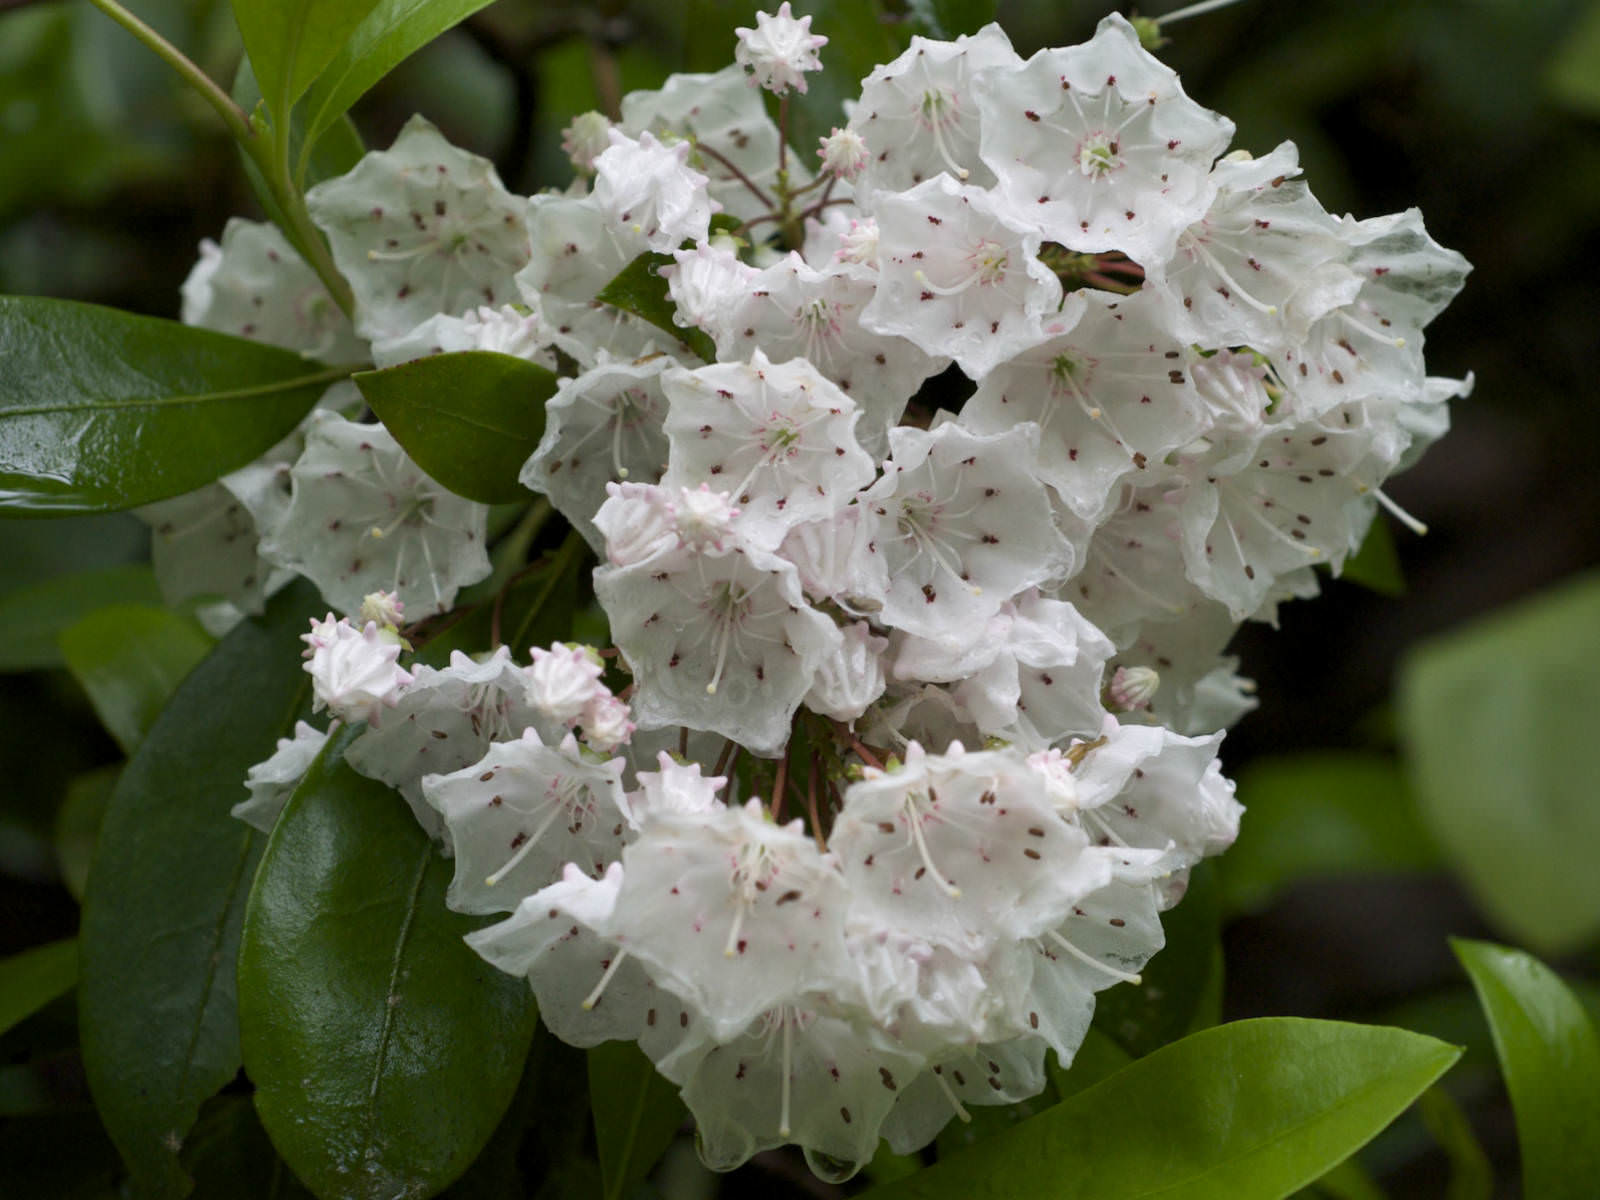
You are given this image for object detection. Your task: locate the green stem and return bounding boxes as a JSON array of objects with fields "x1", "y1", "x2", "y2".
[
  {"x1": 87, "y1": 0, "x2": 252, "y2": 144},
  {"x1": 509, "y1": 529, "x2": 589, "y2": 651},
  {"x1": 86, "y1": 0, "x2": 355, "y2": 320}
]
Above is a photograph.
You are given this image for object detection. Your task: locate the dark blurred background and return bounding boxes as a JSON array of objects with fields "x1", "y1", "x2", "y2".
[{"x1": 2, "y1": 0, "x2": 1596, "y2": 1195}]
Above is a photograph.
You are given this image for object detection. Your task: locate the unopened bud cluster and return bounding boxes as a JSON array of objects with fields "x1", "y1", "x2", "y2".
[{"x1": 152, "y1": 10, "x2": 1468, "y2": 1181}]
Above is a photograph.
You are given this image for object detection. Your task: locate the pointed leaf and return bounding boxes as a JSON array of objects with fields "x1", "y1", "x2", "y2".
[
  {"x1": 595, "y1": 254, "x2": 717, "y2": 364},
  {"x1": 0, "y1": 564, "x2": 160, "y2": 672},
  {"x1": 588, "y1": 1040, "x2": 687, "y2": 1200},
  {"x1": 0, "y1": 940, "x2": 78, "y2": 1039},
  {"x1": 1416, "y1": 1086, "x2": 1493, "y2": 1200},
  {"x1": 354, "y1": 350, "x2": 557, "y2": 504},
  {"x1": 0, "y1": 297, "x2": 349, "y2": 514},
  {"x1": 79, "y1": 580, "x2": 322, "y2": 1199},
  {"x1": 1452, "y1": 938, "x2": 1600, "y2": 1199},
  {"x1": 1337, "y1": 515, "x2": 1405, "y2": 597},
  {"x1": 239, "y1": 747, "x2": 538, "y2": 1200},
  {"x1": 59, "y1": 605, "x2": 214, "y2": 754},
  {"x1": 863, "y1": 1019, "x2": 1460, "y2": 1200},
  {"x1": 1400, "y1": 571, "x2": 1600, "y2": 952},
  {"x1": 228, "y1": 0, "x2": 385, "y2": 122},
  {"x1": 301, "y1": 0, "x2": 500, "y2": 151}
]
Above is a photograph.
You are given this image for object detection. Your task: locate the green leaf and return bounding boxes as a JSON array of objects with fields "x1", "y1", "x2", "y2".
[
  {"x1": 1417, "y1": 1087, "x2": 1492, "y2": 1200},
  {"x1": 1218, "y1": 753, "x2": 1441, "y2": 915},
  {"x1": 0, "y1": 940, "x2": 77, "y2": 1039},
  {"x1": 595, "y1": 254, "x2": 718, "y2": 363},
  {"x1": 239, "y1": 747, "x2": 538, "y2": 1200},
  {"x1": 55, "y1": 766, "x2": 118, "y2": 901},
  {"x1": 78, "y1": 580, "x2": 321, "y2": 1199},
  {"x1": 1093, "y1": 861, "x2": 1223, "y2": 1057},
  {"x1": 904, "y1": 0, "x2": 999, "y2": 40},
  {"x1": 1452, "y1": 938, "x2": 1600, "y2": 1199},
  {"x1": 182, "y1": 1096, "x2": 317, "y2": 1200},
  {"x1": 1302, "y1": 1157, "x2": 1386, "y2": 1200},
  {"x1": 1547, "y1": 0, "x2": 1600, "y2": 117},
  {"x1": 300, "y1": 0, "x2": 500, "y2": 153},
  {"x1": 1398, "y1": 571, "x2": 1600, "y2": 953},
  {"x1": 232, "y1": 57, "x2": 366, "y2": 214},
  {"x1": 588, "y1": 1040, "x2": 687, "y2": 1200},
  {"x1": 1338, "y1": 516, "x2": 1405, "y2": 597},
  {"x1": 354, "y1": 350, "x2": 557, "y2": 505},
  {"x1": 862, "y1": 1019, "x2": 1460, "y2": 1200},
  {"x1": 229, "y1": 0, "x2": 385, "y2": 123},
  {"x1": 59, "y1": 605, "x2": 213, "y2": 754},
  {"x1": 0, "y1": 564, "x2": 160, "y2": 672},
  {"x1": 0, "y1": 297, "x2": 348, "y2": 514}
]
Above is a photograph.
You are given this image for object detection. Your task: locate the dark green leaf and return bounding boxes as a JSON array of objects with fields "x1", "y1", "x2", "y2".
[
  {"x1": 354, "y1": 350, "x2": 557, "y2": 505},
  {"x1": 183, "y1": 1096, "x2": 317, "y2": 1200},
  {"x1": 78, "y1": 580, "x2": 321, "y2": 1198},
  {"x1": 1417, "y1": 1086, "x2": 1493, "y2": 1200},
  {"x1": 862, "y1": 1019, "x2": 1460, "y2": 1200},
  {"x1": 0, "y1": 565, "x2": 160, "y2": 672},
  {"x1": 588, "y1": 1040, "x2": 687, "y2": 1200},
  {"x1": 300, "y1": 0, "x2": 501, "y2": 152},
  {"x1": 1399, "y1": 571, "x2": 1600, "y2": 952},
  {"x1": 1338, "y1": 516, "x2": 1405, "y2": 597},
  {"x1": 0, "y1": 297, "x2": 347, "y2": 514},
  {"x1": 1218, "y1": 753, "x2": 1440, "y2": 915},
  {"x1": 1452, "y1": 938, "x2": 1600, "y2": 1199},
  {"x1": 0, "y1": 940, "x2": 77, "y2": 1039},
  {"x1": 438, "y1": 1043, "x2": 544, "y2": 1199},
  {"x1": 59, "y1": 605, "x2": 213, "y2": 754},
  {"x1": 239, "y1": 748, "x2": 538, "y2": 1200},
  {"x1": 229, "y1": 0, "x2": 385, "y2": 122},
  {"x1": 904, "y1": 0, "x2": 999, "y2": 40},
  {"x1": 595, "y1": 254, "x2": 718, "y2": 363},
  {"x1": 1093, "y1": 861, "x2": 1222, "y2": 1056},
  {"x1": 1547, "y1": 0, "x2": 1600, "y2": 117},
  {"x1": 56, "y1": 766, "x2": 118, "y2": 901}
]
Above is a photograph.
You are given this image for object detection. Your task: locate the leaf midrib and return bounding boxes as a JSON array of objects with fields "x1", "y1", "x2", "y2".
[{"x1": 0, "y1": 365, "x2": 352, "y2": 419}]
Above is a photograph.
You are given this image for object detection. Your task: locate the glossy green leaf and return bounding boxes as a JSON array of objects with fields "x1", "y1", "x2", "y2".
[
  {"x1": 229, "y1": 0, "x2": 385, "y2": 123},
  {"x1": 239, "y1": 747, "x2": 538, "y2": 1200},
  {"x1": 79, "y1": 580, "x2": 320, "y2": 1199},
  {"x1": 0, "y1": 564, "x2": 160, "y2": 672},
  {"x1": 1452, "y1": 938, "x2": 1600, "y2": 1199},
  {"x1": 0, "y1": 940, "x2": 77, "y2": 1039},
  {"x1": 1219, "y1": 753, "x2": 1441, "y2": 915},
  {"x1": 863, "y1": 1019, "x2": 1460, "y2": 1200},
  {"x1": 595, "y1": 254, "x2": 717, "y2": 363},
  {"x1": 59, "y1": 605, "x2": 213, "y2": 754},
  {"x1": 300, "y1": 0, "x2": 500, "y2": 152},
  {"x1": 1417, "y1": 1086, "x2": 1492, "y2": 1200},
  {"x1": 0, "y1": 297, "x2": 348, "y2": 514},
  {"x1": 1093, "y1": 861, "x2": 1222, "y2": 1056},
  {"x1": 56, "y1": 766, "x2": 118, "y2": 901},
  {"x1": 588, "y1": 1040, "x2": 687, "y2": 1200},
  {"x1": 354, "y1": 350, "x2": 557, "y2": 505},
  {"x1": 1399, "y1": 571, "x2": 1600, "y2": 952},
  {"x1": 1338, "y1": 515, "x2": 1405, "y2": 597}
]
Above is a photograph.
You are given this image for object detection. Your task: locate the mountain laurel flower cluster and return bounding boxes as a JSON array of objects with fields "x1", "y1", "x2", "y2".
[{"x1": 147, "y1": 10, "x2": 1469, "y2": 1182}]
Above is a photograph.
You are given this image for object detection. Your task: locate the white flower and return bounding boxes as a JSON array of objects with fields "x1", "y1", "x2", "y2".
[
  {"x1": 423, "y1": 728, "x2": 629, "y2": 913},
  {"x1": 562, "y1": 110, "x2": 614, "y2": 172},
  {"x1": 301, "y1": 614, "x2": 414, "y2": 726},
  {"x1": 592, "y1": 129, "x2": 716, "y2": 254},
  {"x1": 233, "y1": 720, "x2": 328, "y2": 833},
  {"x1": 592, "y1": 481, "x2": 679, "y2": 567},
  {"x1": 817, "y1": 126, "x2": 869, "y2": 180},
  {"x1": 735, "y1": 3, "x2": 827, "y2": 95},
  {"x1": 526, "y1": 644, "x2": 607, "y2": 724},
  {"x1": 582, "y1": 693, "x2": 636, "y2": 754},
  {"x1": 669, "y1": 484, "x2": 742, "y2": 553},
  {"x1": 627, "y1": 751, "x2": 726, "y2": 825},
  {"x1": 359, "y1": 590, "x2": 405, "y2": 630},
  {"x1": 805, "y1": 621, "x2": 889, "y2": 722},
  {"x1": 1108, "y1": 665, "x2": 1160, "y2": 711},
  {"x1": 862, "y1": 175, "x2": 1063, "y2": 380}
]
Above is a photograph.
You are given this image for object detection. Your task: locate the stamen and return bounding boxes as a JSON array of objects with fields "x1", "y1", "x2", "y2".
[
  {"x1": 723, "y1": 899, "x2": 747, "y2": 958},
  {"x1": 931, "y1": 1067, "x2": 972, "y2": 1123},
  {"x1": 778, "y1": 1013, "x2": 794, "y2": 1137},
  {"x1": 906, "y1": 798, "x2": 962, "y2": 898},
  {"x1": 581, "y1": 949, "x2": 629, "y2": 1010},
  {"x1": 1372, "y1": 488, "x2": 1428, "y2": 536},
  {"x1": 1186, "y1": 235, "x2": 1278, "y2": 316},
  {"x1": 1048, "y1": 929, "x2": 1142, "y2": 984},
  {"x1": 1337, "y1": 308, "x2": 1406, "y2": 349},
  {"x1": 920, "y1": 90, "x2": 971, "y2": 180},
  {"x1": 484, "y1": 802, "x2": 565, "y2": 887}
]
